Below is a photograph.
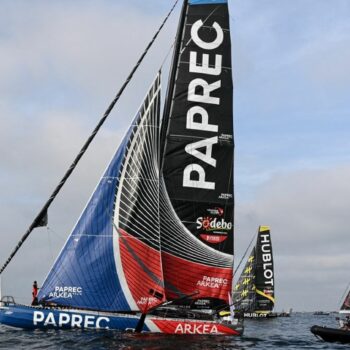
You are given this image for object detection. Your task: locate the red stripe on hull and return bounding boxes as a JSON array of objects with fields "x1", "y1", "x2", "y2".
[
  {"x1": 119, "y1": 229, "x2": 165, "y2": 312},
  {"x1": 151, "y1": 318, "x2": 240, "y2": 335},
  {"x1": 162, "y1": 252, "x2": 233, "y2": 302}
]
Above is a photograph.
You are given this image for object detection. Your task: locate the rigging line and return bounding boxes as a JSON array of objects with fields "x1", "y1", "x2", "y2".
[
  {"x1": 46, "y1": 226, "x2": 66, "y2": 243},
  {"x1": 160, "y1": 41, "x2": 176, "y2": 71},
  {"x1": 179, "y1": 5, "x2": 225, "y2": 56},
  {"x1": 233, "y1": 231, "x2": 257, "y2": 281},
  {"x1": 46, "y1": 227, "x2": 55, "y2": 263},
  {"x1": 121, "y1": 168, "x2": 160, "y2": 208},
  {"x1": 160, "y1": 0, "x2": 188, "y2": 170},
  {"x1": 0, "y1": 0, "x2": 180, "y2": 276}
]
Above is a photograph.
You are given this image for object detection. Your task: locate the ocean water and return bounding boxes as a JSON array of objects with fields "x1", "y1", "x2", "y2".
[{"x1": 0, "y1": 313, "x2": 347, "y2": 349}]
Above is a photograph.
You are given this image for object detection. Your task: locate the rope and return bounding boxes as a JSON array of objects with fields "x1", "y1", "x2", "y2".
[{"x1": 234, "y1": 230, "x2": 257, "y2": 280}]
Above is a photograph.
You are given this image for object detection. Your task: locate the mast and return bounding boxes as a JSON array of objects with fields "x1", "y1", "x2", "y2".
[{"x1": 160, "y1": 0, "x2": 188, "y2": 167}]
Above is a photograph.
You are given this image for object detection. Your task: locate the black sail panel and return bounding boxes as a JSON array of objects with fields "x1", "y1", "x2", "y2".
[
  {"x1": 161, "y1": 0, "x2": 234, "y2": 308},
  {"x1": 232, "y1": 247, "x2": 256, "y2": 312},
  {"x1": 254, "y1": 226, "x2": 275, "y2": 312}
]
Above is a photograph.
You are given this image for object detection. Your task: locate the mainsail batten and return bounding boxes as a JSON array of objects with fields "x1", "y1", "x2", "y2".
[{"x1": 113, "y1": 74, "x2": 165, "y2": 312}]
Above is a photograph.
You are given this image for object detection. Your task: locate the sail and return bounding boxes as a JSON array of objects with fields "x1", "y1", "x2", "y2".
[
  {"x1": 233, "y1": 226, "x2": 274, "y2": 313},
  {"x1": 254, "y1": 226, "x2": 274, "y2": 312},
  {"x1": 232, "y1": 247, "x2": 256, "y2": 311},
  {"x1": 160, "y1": 0, "x2": 234, "y2": 308},
  {"x1": 340, "y1": 290, "x2": 350, "y2": 313},
  {"x1": 38, "y1": 74, "x2": 165, "y2": 313}
]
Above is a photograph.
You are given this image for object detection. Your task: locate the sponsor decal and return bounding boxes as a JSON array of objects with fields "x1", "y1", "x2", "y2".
[
  {"x1": 137, "y1": 296, "x2": 158, "y2": 306},
  {"x1": 244, "y1": 312, "x2": 268, "y2": 318},
  {"x1": 175, "y1": 322, "x2": 218, "y2": 334},
  {"x1": 194, "y1": 299, "x2": 211, "y2": 307},
  {"x1": 182, "y1": 18, "x2": 225, "y2": 191},
  {"x1": 196, "y1": 217, "x2": 232, "y2": 231},
  {"x1": 197, "y1": 213, "x2": 231, "y2": 243},
  {"x1": 219, "y1": 133, "x2": 233, "y2": 142},
  {"x1": 197, "y1": 275, "x2": 228, "y2": 289},
  {"x1": 200, "y1": 234, "x2": 227, "y2": 243},
  {"x1": 218, "y1": 193, "x2": 232, "y2": 200},
  {"x1": 33, "y1": 311, "x2": 110, "y2": 329},
  {"x1": 49, "y1": 286, "x2": 82, "y2": 299},
  {"x1": 256, "y1": 288, "x2": 275, "y2": 304},
  {"x1": 259, "y1": 233, "x2": 274, "y2": 286},
  {"x1": 151, "y1": 319, "x2": 239, "y2": 335},
  {"x1": 206, "y1": 207, "x2": 224, "y2": 216}
]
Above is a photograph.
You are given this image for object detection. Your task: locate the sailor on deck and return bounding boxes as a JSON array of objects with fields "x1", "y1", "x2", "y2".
[{"x1": 31, "y1": 281, "x2": 39, "y2": 306}]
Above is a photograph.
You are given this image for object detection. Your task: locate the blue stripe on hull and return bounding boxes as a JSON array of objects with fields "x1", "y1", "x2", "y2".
[{"x1": 0, "y1": 305, "x2": 149, "y2": 331}]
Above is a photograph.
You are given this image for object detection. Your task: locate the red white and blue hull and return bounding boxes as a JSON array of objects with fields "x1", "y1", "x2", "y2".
[{"x1": 0, "y1": 304, "x2": 243, "y2": 335}]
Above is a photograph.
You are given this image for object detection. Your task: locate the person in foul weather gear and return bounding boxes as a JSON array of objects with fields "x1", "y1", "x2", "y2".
[{"x1": 31, "y1": 281, "x2": 39, "y2": 306}]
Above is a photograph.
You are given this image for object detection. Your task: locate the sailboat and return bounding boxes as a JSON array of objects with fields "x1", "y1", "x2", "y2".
[
  {"x1": 0, "y1": 0, "x2": 242, "y2": 335},
  {"x1": 232, "y1": 226, "x2": 275, "y2": 318},
  {"x1": 311, "y1": 286, "x2": 350, "y2": 343}
]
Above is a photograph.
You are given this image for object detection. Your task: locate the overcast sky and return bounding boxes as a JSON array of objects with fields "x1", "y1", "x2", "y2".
[{"x1": 1, "y1": 0, "x2": 350, "y2": 312}]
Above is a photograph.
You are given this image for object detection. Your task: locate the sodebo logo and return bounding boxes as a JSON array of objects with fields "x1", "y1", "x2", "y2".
[{"x1": 196, "y1": 217, "x2": 232, "y2": 231}]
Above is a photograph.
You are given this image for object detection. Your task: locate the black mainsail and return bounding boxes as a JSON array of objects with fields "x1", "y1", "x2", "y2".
[
  {"x1": 254, "y1": 226, "x2": 274, "y2": 312},
  {"x1": 233, "y1": 226, "x2": 275, "y2": 315},
  {"x1": 160, "y1": 0, "x2": 234, "y2": 309}
]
